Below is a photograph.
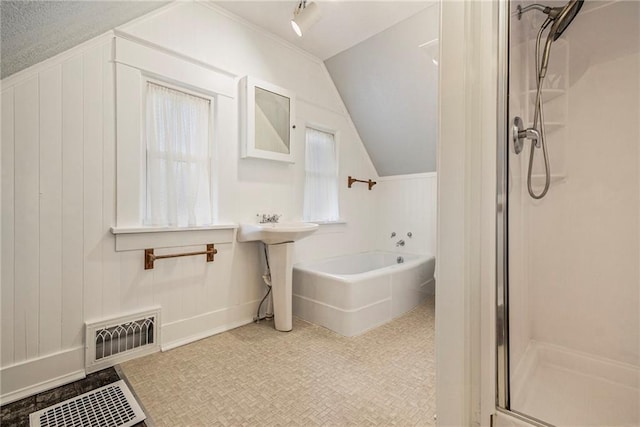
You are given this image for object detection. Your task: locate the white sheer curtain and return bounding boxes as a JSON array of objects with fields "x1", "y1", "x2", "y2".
[
  {"x1": 145, "y1": 82, "x2": 212, "y2": 226},
  {"x1": 303, "y1": 127, "x2": 339, "y2": 222}
]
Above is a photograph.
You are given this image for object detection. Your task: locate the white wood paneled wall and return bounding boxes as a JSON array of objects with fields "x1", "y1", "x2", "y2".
[
  {"x1": 375, "y1": 173, "x2": 438, "y2": 256},
  {"x1": 2, "y1": 40, "x2": 113, "y2": 365},
  {"x1": 0, "y1": 36, "x2": 266, "y2": 401}
]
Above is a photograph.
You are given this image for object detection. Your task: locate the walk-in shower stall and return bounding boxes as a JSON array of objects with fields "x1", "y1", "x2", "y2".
[{"x1": 497, "y1": 0, "x2": 639, "y2": 425}]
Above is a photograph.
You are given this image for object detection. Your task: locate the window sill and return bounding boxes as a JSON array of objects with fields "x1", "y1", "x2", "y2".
[
  {"x1": 110, "y1": 223, "x2": 238, "y2": 251},
  {"x1": 307, "y1": 220, "x2": 347, "y2": 235},
  {"x1": 307, "y1": 219, "x2": 347, "y2": 225}
]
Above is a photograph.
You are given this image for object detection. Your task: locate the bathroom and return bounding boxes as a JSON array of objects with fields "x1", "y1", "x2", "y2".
[{"x1": 1, "y1": 1, "x2": 638, "y2": 426}]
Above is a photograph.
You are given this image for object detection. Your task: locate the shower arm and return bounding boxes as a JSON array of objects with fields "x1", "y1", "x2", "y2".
[{"x1": 517, "y1": 4, "x2": 551, "y2": 19}]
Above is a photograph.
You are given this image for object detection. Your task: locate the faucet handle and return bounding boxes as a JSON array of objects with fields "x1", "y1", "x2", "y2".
[
  {"x1": 390, "y1": 232, "x2": 396, "y2": 238},
  {"x1": 407, "y1": 232, "x2": 412, "y2": 238}
]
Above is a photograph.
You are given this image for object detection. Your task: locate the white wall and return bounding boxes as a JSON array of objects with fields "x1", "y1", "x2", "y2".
[
  {"x1": 2, "y1": 40, "x2": 117, "y2": 399},
  {"x1": 324, "y1": 5, "x2": 439, "y2": 176},
  {"x1": 506, "y1": 0, "x2": 532, "y2": 376},
  {"x1": 437, "y1": 0, "x2": 499, "y2": 425},
  {"x1": 0, "y1": 2, "x2": 386, "y2": 402},
  {"x1": 375, "y1": 173, "x2": 437, "y2": 256},
  {"x1": 436, "y1": 1, "x2": 474, "y2": 425}
]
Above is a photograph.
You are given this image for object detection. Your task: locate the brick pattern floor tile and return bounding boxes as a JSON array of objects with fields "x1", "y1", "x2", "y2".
[{"x1": 121, "y1": 297, "x2": 436, "y2": 426}]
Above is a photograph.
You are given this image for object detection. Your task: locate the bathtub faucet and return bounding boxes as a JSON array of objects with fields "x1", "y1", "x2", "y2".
[{"x1": 396, "y1": 239, "x2": 405, "y2": 247}]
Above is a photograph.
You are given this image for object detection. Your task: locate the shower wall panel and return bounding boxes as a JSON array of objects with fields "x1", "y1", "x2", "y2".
[
  {"x1": 525, "y1": 0, "x2": 640, "y2": 366},
  {"x1": 507, "y1": 2, "x2": 640, "y2": 423}
]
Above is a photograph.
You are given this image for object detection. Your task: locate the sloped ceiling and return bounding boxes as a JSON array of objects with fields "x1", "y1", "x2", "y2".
[
  {"x1": 0, "y1": 1, "x2": 168, "y2": 79},
  {"x1": 214, "y1": 1, "x2": 431, "y2": 60},
  {"x1": 325, "y1": 5, "x2": 439, "y2": 176}
]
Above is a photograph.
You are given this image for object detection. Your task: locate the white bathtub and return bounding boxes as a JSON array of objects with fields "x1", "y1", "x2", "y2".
[{"x1": 292, "y1": 251, "x2": 435, "y2": 336}]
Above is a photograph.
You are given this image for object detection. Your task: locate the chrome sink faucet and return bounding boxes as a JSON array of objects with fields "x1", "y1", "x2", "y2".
[
  {"x1": 258, "y1": 213, "x2": 281, "y2": 224},
  {"x1": 396, "y1": 239, "x2": 405, "y2": 247}
]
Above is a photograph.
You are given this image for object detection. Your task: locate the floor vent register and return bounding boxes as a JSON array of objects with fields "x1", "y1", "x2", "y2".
[{"x1": 29, "y1": 380, "x2": 146, "y2": 427}]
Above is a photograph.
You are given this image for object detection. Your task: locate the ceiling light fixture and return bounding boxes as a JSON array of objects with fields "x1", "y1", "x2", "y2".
[{"x1": 291, "y1": 1, "x2": 321, "y2": 37}]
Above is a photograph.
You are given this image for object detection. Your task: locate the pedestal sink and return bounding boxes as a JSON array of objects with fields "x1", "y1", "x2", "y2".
[{"x1": 237, "y1": 222, "x2": 319, "y2": 331}]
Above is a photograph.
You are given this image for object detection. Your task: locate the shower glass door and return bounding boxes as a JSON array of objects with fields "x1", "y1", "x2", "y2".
[{"x1": 501, "y1": 1, "x2": 640, "y2": 425}]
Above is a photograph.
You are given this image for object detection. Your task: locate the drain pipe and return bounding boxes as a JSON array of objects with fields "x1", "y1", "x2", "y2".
[{"x1": 254, "y1": 244, "x2": 274, "y2": 322}]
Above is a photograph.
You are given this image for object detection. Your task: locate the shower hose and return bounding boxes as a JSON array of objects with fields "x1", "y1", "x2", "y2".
[{"x1": 528, "y1": 18, "x2": 553, "y2": 200}]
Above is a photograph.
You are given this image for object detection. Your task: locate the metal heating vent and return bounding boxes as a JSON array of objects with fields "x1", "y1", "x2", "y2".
[
  {"x1": 95, "y1": 317, "x2": 154, "y2": 360},
  {"x1": 29, "y1": 380, "x2": 145, "y2": 427},
  {"x1": 86, "y1": 308, "x2": 161, "y2": 373}
]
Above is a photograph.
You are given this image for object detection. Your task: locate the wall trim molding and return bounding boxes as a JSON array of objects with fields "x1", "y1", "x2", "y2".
[
  {"x1": 161, "y1": 299, "x2": 260, "y2": 351},
  {"x1": 377, "y1": 172, "x2": 437, "y2": 182},
  {"x1": 114, "y1": 1, "x2": 182, "y2": 34},
  {"x1": 0, "y1": 298, "x2": 262, "y2": 403},
  {"x1": 437, "y1": 0, "x2": 499, "y2": 425},
  {"x1": 0, "y1": 347, "x2": 85, "y2": 405},
  {"x1": 113, "y1": 29, "x2": 238, "y2": 80},
  {"x1": 0, "y1": 32, "x2": 114, "y2": 89}
]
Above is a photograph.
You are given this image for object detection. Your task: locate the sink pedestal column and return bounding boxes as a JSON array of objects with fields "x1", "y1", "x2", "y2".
[{"x1": 267, "y1": 242, "x2": 293, "y2": 332}]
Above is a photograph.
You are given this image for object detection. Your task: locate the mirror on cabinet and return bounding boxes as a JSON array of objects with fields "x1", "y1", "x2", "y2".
[{"x1": 240, "y1": 76, "x2": 296, "y2": 163}]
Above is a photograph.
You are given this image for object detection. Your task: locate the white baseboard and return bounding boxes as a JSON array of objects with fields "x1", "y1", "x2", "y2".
[
  {"x1": 0, "y1": 347, "x2": 85, "y2": 405},
  {"x1": 0, "y1": 301, "x2": 262, "y2": 403},
  {"x1": 161, "y1": 300, "x2": 260, "y2": 351}
]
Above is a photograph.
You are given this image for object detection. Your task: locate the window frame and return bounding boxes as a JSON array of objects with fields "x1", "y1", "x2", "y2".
[
  {"x1": 111, "y1": 36, "x2": 237, "y2": 251},
  {"x1": 302, "y1": 124, "x2": 341, "y2": 223}
]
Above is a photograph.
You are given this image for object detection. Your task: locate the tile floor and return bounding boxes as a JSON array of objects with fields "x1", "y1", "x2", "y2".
[
  {"x1": 0, "y1": 367, "x2": 148, "y2": 427},
  {"x1": 120, "y1": 296, "x2": 436, "y2": 426}
]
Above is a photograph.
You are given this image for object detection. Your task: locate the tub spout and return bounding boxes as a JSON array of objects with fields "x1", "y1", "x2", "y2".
[{"x1": 396, "y1": 239, "x2": 405, "y2": 247}]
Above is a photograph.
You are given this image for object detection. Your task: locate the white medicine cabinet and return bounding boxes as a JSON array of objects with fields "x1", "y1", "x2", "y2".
[{"x1": 239, "y1": 76, "x2": 296, "y2": 163}]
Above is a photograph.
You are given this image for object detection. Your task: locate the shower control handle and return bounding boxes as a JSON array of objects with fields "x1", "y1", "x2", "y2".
[{"x1": 512, "y1": 116, "x2": 541, "y2": 154}]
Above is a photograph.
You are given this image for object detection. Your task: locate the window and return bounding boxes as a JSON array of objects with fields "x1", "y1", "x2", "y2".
[
  {"x1": 303, "y1": 127, "x2": 339, "y2": 222},
  {"x1": 145, "y1": 82, "x2": 213, "y2": 227}
]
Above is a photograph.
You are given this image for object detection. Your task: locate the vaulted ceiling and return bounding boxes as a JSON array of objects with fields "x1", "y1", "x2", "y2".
[{"x1": 214, "y1": 1, "x2": 431, "y2": 60}]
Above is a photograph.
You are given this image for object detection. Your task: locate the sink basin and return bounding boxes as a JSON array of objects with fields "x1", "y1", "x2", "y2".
[{"x1": 237, "y1": 222, "x2": 319, "y2": 245}]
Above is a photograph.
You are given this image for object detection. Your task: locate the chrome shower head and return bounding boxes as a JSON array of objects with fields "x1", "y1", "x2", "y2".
[
  {"x1": 548, "y1": 0, "x2": 584, "y2": 40},
  {"x1": 539, "y1": 0, "x2": 584, "y2": 78},
  {"x1": 517, "y1": 0, "x2": 584, "y2": 39},
  {"x1": 517, "y1": 1, "x2": 584, "y2": 27}
]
